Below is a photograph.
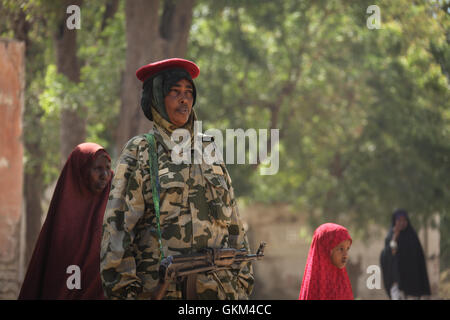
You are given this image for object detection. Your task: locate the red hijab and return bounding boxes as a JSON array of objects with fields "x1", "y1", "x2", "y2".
[
  {"x1": 299, "y1": 223, "x2": 354, "y2": 300},
  {"x1": 18, "y1": 143, "x2": 112, "y2": 300}
]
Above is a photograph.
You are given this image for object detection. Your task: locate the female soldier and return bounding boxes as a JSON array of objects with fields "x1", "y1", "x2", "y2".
[{"x1": 100, "y1": 58, "x2": 254, "y2": 300}]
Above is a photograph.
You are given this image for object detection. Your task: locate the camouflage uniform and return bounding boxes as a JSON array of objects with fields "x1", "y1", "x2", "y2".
[{"x1": 100, "y1": 117, "x2": 254, "y2": 300}]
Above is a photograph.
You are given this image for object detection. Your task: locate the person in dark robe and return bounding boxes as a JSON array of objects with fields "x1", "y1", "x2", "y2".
[
  {"x1": 18, "y1": 143, "x2": 113, "y2": 300},
  {"x1": 380, "y1": 209, "x2": 431, "y2": 299}
]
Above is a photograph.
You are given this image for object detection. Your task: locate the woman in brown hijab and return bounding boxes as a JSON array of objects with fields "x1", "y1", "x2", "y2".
[{"x1": 18, "y1": 143, "x2": 112, "y2": 299}]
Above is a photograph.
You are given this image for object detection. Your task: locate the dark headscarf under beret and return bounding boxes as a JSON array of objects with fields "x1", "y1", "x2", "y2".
[{"x1": 140, "y1": 68, "x2": 197, "y2": 122}]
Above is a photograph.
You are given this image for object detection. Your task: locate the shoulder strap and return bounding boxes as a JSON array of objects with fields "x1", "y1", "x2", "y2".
[{"x1": 144, "y1": 133, "x2": 165, "y2": 261}]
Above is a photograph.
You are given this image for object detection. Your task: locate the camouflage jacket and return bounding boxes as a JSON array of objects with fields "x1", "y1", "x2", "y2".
[{"x1": 100, "y1": 122, "x2": 254, "y2": 300}]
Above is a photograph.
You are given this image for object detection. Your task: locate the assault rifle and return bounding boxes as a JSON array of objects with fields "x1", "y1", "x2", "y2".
[{"x1": 145, "y1": 242, "x2": 266, "y2": 300}]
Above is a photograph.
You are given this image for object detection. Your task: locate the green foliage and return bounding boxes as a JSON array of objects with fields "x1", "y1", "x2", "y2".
[
  {"x1": 38, "y1": 0, "x2": 125, "y2": 156},
  {"x1": 75, "y1": 0, "x2": 126, "y2": 154},
  {"x1": 189, "y1": 0, "x2": 450, "y2": 241},
  {"x1": 1, "y1": 0, "x2": 125, "y2": 186}
]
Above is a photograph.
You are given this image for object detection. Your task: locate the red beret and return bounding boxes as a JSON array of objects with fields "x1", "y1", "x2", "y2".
[{"x1": 136, "y1": 58, "x2": 200, "y2": 82}]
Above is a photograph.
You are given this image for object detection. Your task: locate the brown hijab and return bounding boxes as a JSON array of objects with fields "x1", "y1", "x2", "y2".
[{"x1": 18, "y1": 143, "x2": 112, "y2": 299}]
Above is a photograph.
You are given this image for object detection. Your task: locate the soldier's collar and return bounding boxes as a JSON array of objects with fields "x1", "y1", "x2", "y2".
[
  {"x1": 150, "y1": 122, "x2": 216, "y2": 154},
  {"x1": 151, "y1": 108, "x2": 182, "y2": 134}
]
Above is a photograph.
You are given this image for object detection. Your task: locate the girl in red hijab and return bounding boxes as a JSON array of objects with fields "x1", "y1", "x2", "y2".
[
  {"x1": 18, "y1": 143, "x2": 112, "y2": 300},
  {"x1": 299, "y1": 223, "x2": 354, "y2": 300}
]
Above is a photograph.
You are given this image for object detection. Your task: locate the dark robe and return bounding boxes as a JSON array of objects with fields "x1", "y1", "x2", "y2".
[
  {"x1": 18, "y1": 143, "x2": 112, "y2": 300},
  {"x1": 380, "y1": 211, "x2": 431, "y2": 298}
]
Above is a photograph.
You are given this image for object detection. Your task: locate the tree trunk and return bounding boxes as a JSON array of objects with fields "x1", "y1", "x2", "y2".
[
  {"x1": 8, "y1": 6, "x2": 44, "y2": 269},
  {"x1": 115, "y1": 0, "x2": 195, "y2": 152},
  {"x1": 100, "y1": 0, "x2": 120, "y2": 32},
  {"x1": 0, "y1": 39, "x2": 26, "y2": 299},
  {"x1": 55, "y1": 0, "x2": 86, "y2": 162},
  {"x1": 23, "y1": 157, "x2": 43, "y2": 266}
]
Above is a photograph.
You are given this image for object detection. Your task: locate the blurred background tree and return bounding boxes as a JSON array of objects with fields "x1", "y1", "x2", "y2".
[{"x1": 189, "y1": 0, "x2": 449, "y2": 246}]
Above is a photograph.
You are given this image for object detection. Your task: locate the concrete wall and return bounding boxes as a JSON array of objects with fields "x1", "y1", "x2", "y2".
[{"x1": 0, "y1": 39, "x2": 26, "y2": 299}]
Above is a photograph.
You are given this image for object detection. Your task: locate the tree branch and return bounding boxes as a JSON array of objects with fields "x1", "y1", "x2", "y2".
[{"x1": 100, "y1": 0, "x2": 120, "y2": 32}]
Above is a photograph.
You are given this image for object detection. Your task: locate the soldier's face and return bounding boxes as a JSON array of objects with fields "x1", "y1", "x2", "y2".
[
  {"x1": 88, "y1": 154, "x2": 112, "y2": 194},
  {"x1": 330, "y1": 239, "x2": 351, "y2": 269},
  {"x1": 164, "y1": 78, "x2": 194, "y2": 127}
]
